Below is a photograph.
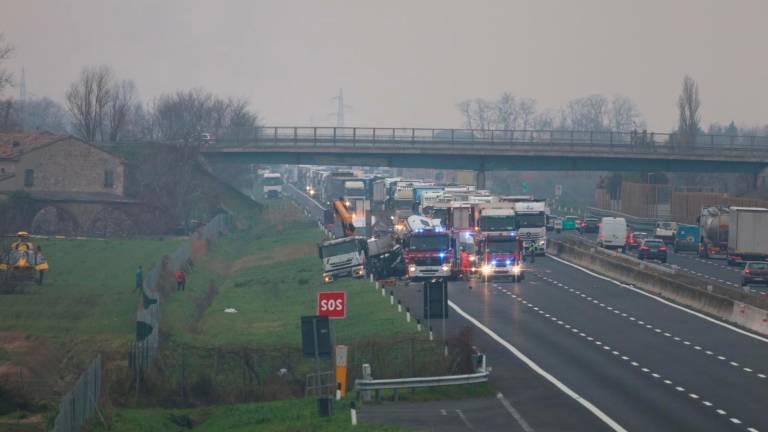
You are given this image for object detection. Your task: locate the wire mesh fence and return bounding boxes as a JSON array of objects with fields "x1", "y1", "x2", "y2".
[
  {"x1": 130, "y1": 213, "x2": 231, "y2": 379},
  {"x1": 51, "y1": 355, "x2": 102, "y2": 432}
]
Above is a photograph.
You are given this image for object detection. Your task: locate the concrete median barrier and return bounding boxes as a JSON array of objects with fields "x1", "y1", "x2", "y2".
[{"x1": 548, "y1": 239, "x2": 768, "y2": 337}]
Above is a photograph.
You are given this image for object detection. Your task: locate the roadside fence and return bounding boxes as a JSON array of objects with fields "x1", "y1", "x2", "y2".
[
  {"x1": 130, "y1": 212, "x2": 231, "y2": 380},
  {"x1": 51, "y1": 355, "x2": 102, "y2": 432}
]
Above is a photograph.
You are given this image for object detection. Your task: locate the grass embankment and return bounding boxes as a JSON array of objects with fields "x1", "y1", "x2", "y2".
[
  {"x1": 100, "y1": 181, "x2": 490, "y2": 431},
  {"x1": 164, "y1": 197, "x2": 415, "y2": 348},
  {"x1": 96, "y1": 399, "x2": 406, "y2": 432}
]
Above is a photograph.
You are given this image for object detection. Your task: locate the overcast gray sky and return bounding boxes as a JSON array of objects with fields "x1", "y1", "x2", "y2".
[{"x1": 2, "y1": 0, "x2": 766, "y2": 131}]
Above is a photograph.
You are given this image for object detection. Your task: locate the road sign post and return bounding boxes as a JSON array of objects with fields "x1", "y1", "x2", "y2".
[{"x1": 317, "y1": 291, "x2": 347, "y2": 319}]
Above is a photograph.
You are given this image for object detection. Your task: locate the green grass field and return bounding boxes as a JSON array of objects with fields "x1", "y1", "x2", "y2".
[
  {"x1": 163, "y1": 198, "x2": 416, "y2": 349},
  {"x1": 0, "y1": 236, "x2": 182, "y2": 348},
  {"x1": 94, "y1": 398, "x2": 408, "y2": 432}
]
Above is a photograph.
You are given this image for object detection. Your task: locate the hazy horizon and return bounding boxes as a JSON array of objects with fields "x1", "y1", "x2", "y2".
[{"x1": 2, "y1": 0, "x2": 767, "y2": 131}]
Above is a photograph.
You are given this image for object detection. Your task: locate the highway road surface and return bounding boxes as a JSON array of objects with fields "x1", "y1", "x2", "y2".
[
  {"x1": 291, "y1": 191, "x2": 768, "y2": 431},
  {"x1": 383, "y1": 257, "x2": 768, "y2": 432},
  {"x1": 568, "y1": 230, "x2": 768, "y2": 295}
]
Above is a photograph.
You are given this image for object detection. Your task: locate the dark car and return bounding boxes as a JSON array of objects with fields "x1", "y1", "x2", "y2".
[
  {"x1": 637, "y1": 239, "x2": 667, "y2": 263},
  {"x1": 627, "y1": 231, "x2": 648, "y2": 250},
  {"x1": 579, "y1": 218, "x2": 600, "y2": 234},
  {"x1": 742, "y1": 261, "x2": 768, "y2": 286}
]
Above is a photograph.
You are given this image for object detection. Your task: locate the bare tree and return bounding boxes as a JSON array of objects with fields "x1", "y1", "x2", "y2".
[
  {"x1": 609, "y1": 95, "x2": 643, "y2": 132},
  {"x1": 566, "y1": 95, "x2": 610, "y2": 130},
  {"x1": 65, "y1": 65, "x2": 113, "y2": 142},
  {"x1": 518, "y1": 98, "x2": 537, "y2": 129},
  {"x1": 494, "y1": 92, "x2": 518, "y2": 130},
  {"x1": 15, "y1": 97, "x2": 69, "y2": 133},
  {"x1": 153, "y1": 89, "x2": 259, "y2": 142},
  {"x1": 677, "y1": 75, "x2": 701, "y2": 145},
  {"x1": 0, "y1": 34, "x2": 13, "y2": 95},
  {"x1": 106, "y1": 79, "x2": 137, "y2": 142}
]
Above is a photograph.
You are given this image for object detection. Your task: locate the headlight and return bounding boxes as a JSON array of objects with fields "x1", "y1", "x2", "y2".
[
  {"x1": 323, "y1": 274, "x2": 333, "y2": 283},
  {"x1": 469, "y1": 256, "x2": 476, "y2": 262},
  {"x1": 441, "y1": 264, "x2": 450, "y2": 272},
  {"x1": 538, "y1": 240, "x2": 545, "y2": 246},
  {"x1": 512, "y1": 265, "x2": 522, "y2": 275},
  {"x1": 481, "y1": 265, "x2": 491, "y2": 275},
  {"x1": 408, "y1": 265, "x2": 416, "y2": 273}
]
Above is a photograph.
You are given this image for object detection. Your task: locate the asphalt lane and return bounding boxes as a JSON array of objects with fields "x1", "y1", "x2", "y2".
[
  {"x1": 565, "y1": 230, "x2": 768, "y2": 295},
  {"x1": 292, "y1": 192, "x2": 767, "y2": 430},
  {"x1": 359, "y1": 398, "x2": 531, "y2": 432}
]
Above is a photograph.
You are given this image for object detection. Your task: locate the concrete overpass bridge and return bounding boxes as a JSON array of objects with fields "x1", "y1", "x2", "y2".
[{"x1": 201, "y1": 127, "x2": 768, "y2": 187}]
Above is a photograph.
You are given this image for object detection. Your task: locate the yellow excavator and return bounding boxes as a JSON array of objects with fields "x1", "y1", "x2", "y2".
[
  {"x1": 0, "y1": 232, "x2": 49, "y2": 285},
  {"x1": 333, "y1": 198, "x2": 356, "y2": 237}
]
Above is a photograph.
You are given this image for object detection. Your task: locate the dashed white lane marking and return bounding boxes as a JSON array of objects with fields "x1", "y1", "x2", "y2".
[
  {"x1": 493, "y1": 285, "x2": 752, "y2": 428},
  {"x1": 548, "y1": 255, "x2": 768, "y2": 344},
  {"x1": 730, "y1": 418, "x2": 742, "y2": 424},
  {"x1": 534, "y1": 272, "x2": 767, "y2": 380},
  {"x1": 716, "y1": 409, "x2": 727, "y2": 415},
  {"x1": 455, "y1": 409, "x2": 474, "y2": 429},
  {"x1": 448, "y1": 301, "x2": 628, "y2": 432}
]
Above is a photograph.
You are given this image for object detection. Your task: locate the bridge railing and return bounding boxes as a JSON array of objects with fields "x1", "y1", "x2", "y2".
[{"x1": 217, "y1": 127, "x2": 768, "y2": 156}]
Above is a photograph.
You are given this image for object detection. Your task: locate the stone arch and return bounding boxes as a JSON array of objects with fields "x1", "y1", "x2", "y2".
[
  {"x1": 30, "y1": 205, "x2": 80, "y2": 236},
  {"x1": 87, "y1": 206, "x2": 137, "y2": 237}
]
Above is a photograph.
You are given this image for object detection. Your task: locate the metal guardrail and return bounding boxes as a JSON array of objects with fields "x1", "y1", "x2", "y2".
[
  {"x1": 587, "y1": 207, "x2": 659, "y2": 231},
  {"x1": 354, "y1": 371, "x2": 489, "y2": 392},
  {"x1": 211, "y1": 126, "x2": 768, "y2": 159}
]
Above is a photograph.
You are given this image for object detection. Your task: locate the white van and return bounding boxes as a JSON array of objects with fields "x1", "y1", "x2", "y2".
[{"x1": 598, "y1": 217, "x2": 628, "y2": 251}]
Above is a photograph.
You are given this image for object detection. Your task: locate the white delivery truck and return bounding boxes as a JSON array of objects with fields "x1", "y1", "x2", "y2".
[
  {"x1": 598, "y1": 217, "x2": 628, "y2": 251},
  {"x1": 726, "y1": 207, "x2": 768, "y2": 266},
  {"x1": 262, "y1": 172, "x2": 284, "y2": 199}
]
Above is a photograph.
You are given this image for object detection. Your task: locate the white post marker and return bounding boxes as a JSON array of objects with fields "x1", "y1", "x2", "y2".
[{"x1": 350, "y1": 401, "x2": 358, "y2": 426}]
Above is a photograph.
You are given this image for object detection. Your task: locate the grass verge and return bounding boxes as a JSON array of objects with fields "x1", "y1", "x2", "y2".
[{"x1": 94, "y1": 398, "x2": 409, "y2": 432}]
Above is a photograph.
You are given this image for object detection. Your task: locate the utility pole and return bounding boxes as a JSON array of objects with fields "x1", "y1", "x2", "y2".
[{"x1": 332, "y1": 88, "x2": 346, "y2": 128}]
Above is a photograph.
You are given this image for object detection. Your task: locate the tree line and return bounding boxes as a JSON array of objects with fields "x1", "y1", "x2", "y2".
[{"x1": 0, "y1": 34, "x2": 259, "y2": 143}]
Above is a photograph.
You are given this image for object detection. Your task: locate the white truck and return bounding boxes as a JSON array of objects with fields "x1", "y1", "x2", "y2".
[
  {"x1": 319, "y1": 237, "x2": 368, "y2": 283},
  {"x1": 513, "y1": 200, "x2": 548, "y2": 255},
  {"x1": 318, "y1": 235, "x2": 404, "y2": 283},
  {"x1": 726, "y1": 207, "x2": 768, "y2": 266},
  {"x1": 262, "y1": 172, "x2": 284, "y2": 199}
]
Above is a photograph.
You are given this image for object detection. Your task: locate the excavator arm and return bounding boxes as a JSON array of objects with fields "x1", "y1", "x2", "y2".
[{"x1": 333, "y1": 199, "x2": 356, "y2": 237}]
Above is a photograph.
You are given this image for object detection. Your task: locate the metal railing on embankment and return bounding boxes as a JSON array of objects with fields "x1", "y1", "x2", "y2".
[
  {"x1": 129, "y1": 212, "x2": 232, "y2": 378},
  {"x1": 51, "y1": 355, "x2": 102, "y2": 432}
]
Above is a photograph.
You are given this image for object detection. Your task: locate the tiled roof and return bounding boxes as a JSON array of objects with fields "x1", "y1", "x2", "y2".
[{"x1": 0, "y1": 132, "x2": 65, "y2": 159}]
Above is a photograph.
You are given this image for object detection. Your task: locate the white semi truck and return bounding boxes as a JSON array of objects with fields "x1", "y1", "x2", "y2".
[
  {"x1": 513, "y1": 200, "x2": 548, "y2": 255},
  {"x1": 726, "y1": 207, "x2": 768, "y2": 266}
]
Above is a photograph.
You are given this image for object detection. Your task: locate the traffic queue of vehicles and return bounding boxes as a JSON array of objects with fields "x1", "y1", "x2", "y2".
[{"x1": 281, "y1": 167, "x2": 552, "y2": 285}]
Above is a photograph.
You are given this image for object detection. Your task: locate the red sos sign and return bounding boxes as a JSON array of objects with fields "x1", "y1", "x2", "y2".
[{"x1": 317, "y1": 291, "x2": 346, "y2": 319}]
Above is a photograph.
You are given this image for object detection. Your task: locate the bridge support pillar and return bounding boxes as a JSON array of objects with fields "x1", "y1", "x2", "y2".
[{"x1": 475, "y1": 170, "x2": 486, "y2": 190}]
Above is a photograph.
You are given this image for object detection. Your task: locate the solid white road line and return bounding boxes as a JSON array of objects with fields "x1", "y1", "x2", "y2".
[
  {"x1": 548, "y1": 255, "x2": 768, "y2": 344},
  {"x1": 449, "y1": 300, "x2": 628, "y2": 432},
  {"x1": 497, "y1": 392, "x2": 535, "y2": 432}
]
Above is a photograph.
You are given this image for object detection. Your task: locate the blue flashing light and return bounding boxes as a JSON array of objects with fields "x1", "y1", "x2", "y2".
[
  {"x1": 491, "y1": 260, "x2": 497, "y2": 266},
  {"x1": 505, "y1": 259, "x2": 511, "y2": 266},
  {"x1": 439, "y1": 252, "x2": 446, "y2": 258},
  {"x1": 463, "y1": 232, "x2": 472, "y2": 239}
]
